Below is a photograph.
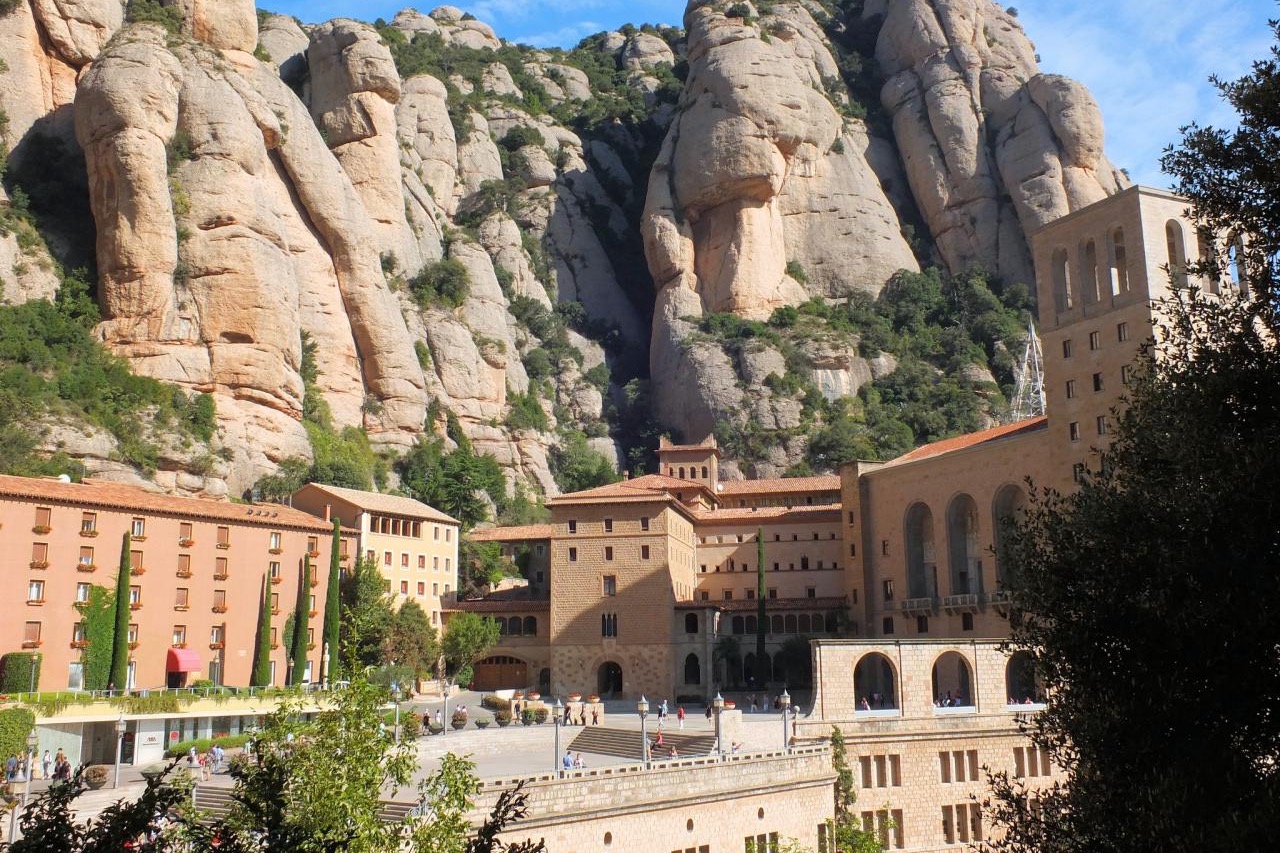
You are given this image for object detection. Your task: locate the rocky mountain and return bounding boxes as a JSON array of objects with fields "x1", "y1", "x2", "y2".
[{"x1": 0, "y1": 0, "x2": 1126, "y2": 503}]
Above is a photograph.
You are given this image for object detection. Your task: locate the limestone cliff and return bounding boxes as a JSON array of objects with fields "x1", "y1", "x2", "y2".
[{"x1": 0, "y1": 0, "x2": 1127, "y2": 497}]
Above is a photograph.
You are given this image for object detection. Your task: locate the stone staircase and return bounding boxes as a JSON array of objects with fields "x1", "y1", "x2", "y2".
[
  {"x1": 566, "y1": 726, "x2": 717, "y2": 762},
  {"x1": 191, "y1": 785, "x2": 418, "y2": 824}
]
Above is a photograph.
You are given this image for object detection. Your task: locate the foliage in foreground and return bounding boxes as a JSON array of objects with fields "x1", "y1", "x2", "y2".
[{"x1": 3, "y1": 682, "x2": 544, "y2": 853}]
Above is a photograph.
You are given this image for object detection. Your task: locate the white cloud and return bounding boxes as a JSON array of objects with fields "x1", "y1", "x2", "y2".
[{"x1": 512, "y1": 20, "x2": 605, "y2": 48}]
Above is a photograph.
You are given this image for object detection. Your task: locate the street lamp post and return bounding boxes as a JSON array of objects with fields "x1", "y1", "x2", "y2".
[
  {"x1": 6, "y1": 773, "x2": 28, "y2": 844},
  {"x1": 637, "y1": 696, "x2": 649, "y2": 769},
  {"x1": 712, "y1": 692, "x2": 725, "y2": 758},
  {"x1": 552, "y1": 699, "x2": 565, "y2": 776},
  {"x1": 112, "y1": 713, "x2": 126, "y2": 790},
  {"x1": 391, "y1": 680, "x2": 401, "y2": 743},
  {"x1": 28, "y1": 653, "x2": 39, "y2": 695},
  {"x1": 25, "y1": 730, "x2": 36, "y2": 784},
  {"x1": 779, "y1": 689, "x2": 791, "y2": 752}
]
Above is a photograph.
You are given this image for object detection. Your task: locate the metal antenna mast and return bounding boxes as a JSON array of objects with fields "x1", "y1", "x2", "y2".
[{"x1": 1009, "y1": 317, "x2": 1046, "y2": 422}]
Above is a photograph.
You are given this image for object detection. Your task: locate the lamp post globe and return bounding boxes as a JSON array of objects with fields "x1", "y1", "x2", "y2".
[
  {"x1": 637, "y1": 696, "x2": 650, "y2": 769},
  {"x1": 779, "y1": 689, "x2": 791, "y2": 751}
]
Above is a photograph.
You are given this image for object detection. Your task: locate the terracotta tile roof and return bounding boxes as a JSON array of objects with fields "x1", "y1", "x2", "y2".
[
  {"x1": 0, "y1": 474, "x2": 335, "y2": 532},
  {"x1": 693, "y1": 506, "x2": 842, "y2": 523},
  {"x1": 715, "y1": 475, "x2": 841, "y2": 496},
  {"x1": 890, "y1": 416, "x2": 1048, "y2": 465},
  {"x1": 674, "y1": 596, "x2": 848, "y2": 612},
  {"x1": 467, "y1": 524, "x2": 554, "y2": 542},
  {"x1": 548, "y1": 473, "x2": 710, "y2": 504},
  {"x1": 295, "y1": 482, "x2": 458, "y2": 524},
  {"x1": 448, "y1": 598, "x2": 551, "y2": 613}
]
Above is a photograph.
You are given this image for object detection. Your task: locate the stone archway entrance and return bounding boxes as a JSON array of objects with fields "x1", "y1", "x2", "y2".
[{"x1": 597, "y1": 661, "x2": 623, "y2": 697}]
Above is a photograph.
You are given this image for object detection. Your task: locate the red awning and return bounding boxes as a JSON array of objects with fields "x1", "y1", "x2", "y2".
[{"x1": 166, "y1": 647, "x2": 203, "y2": 673}]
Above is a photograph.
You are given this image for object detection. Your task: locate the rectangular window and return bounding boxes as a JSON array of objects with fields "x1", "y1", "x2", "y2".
[
  {"x1": 1121, "y1": 364, "x2": 1132, "y2": 385},
  {"x1": 1092, "y1": 372, "x2": 1104, "y2": 392},
  {"x1": 383, "y1": 551, "x2": 392, "y2": 566},
  {"x1": 640, "y1": 545, "x2": 651, "y2": 560},
  {"x1": 767, "y1": 588, "x2": 777, "y2": 599},
  {"x1": 1062, "y1": 339, "x2": 1073, "y2": 359},
  {"x1": 881, "y1": 540, "x2": 889, "y2": 556},
  {"x1": 75, "y1": 583, "x2": 90, "y2": 603},
  {"x1": 882, "y1": 616, "x2": 894, "y2": 635},
  {"x1": 601, "y1": 613, "x2": 618, "y2": 638},
  {"x1": 81, "y1": 512, "x2": 97, "y2": 533},
  {"x1": 214, "y1": 557, "x2": 228, "y2": 579},
  {"x1": 568, "y1": 547, "x2": 578, "y2": 562},
  {"x1": 746, "y1": 589, "x2": 755, "y2": 600},
  {"x1": 641, "y1": 517, "x2": 650, "y2": 531},
  {"x1": 34, "y1": 506, "x2": 51, "y2": 531},
  {"x1": 31, "y1": 542, "x2": 48, "y2": 566},
  {"x1": 28, "y1": 579, "x2": 45, "y2": 603},
  {"x1": 1065, "y1": 379, "x2": 1076, "y2": 399},
  {"x1": 23, "y1": 621, "x2": 41, "y2": 645},
  {"x1": 1089, "y1": 330, "x2": 1101, "y2": 350},
  {"x1": 568, "y1": 520, "x2": 577, "y2": 534},
  {"x1": 445, "y1": 528, "x2": 451, "y2": 542},
  {"x1": 72, "y1": 623, "x2": 86, "y2": 644},
  {"x1": 179, "y1": 522, "x2": 193, "y2": 542},
  {"x1": 699, "y1": 591, "x2": 709, "y2": 601},
  {"x1": 400, "y1": 580, "x2": 409, "y2": 594},
  {"x1": 604, "y1": 546, "x2": 614, "y2": 561},
  {"x1": 131, "y1": 518, "x2": 146, "y2": 537},
  {"x1": 1069, "y1": 422, "x2": 1080, "y2": 441},
  {"x1": 79, "y1": 546, "x2": 95, "y2": 566},
  {"x1": 433, "y1": 526, "x2": 440, "y2": 541},
  {"x1": 1097, "y1": 415, "x2": 1109, "y2": 436},
  {"x1": 444, "y1": 558, "x2": 451, "y2": 571},
  {"x1": 129, "y1": 585, "x2": 141, "y2": 605},
  {"x1": 604, "y1": 518, "x2": 613, "y2": 533},
  {"x1": 213, "y1": 589, "x2": 227, "y2": 610},
  {"x1": 1117, "y1": 321, "x2": 1129, "y2": 342},
  {"x1": 172, "y1": 625, "x2": 186, "y2": 645},
  {"x1": 806, "y1": 586, "x2": 816, "y2": 598},
  {"x1": 211, "y1": 625, "x2": 224, "y2": 645},
  {"x1": 130, "y1": 550, "x2": 144, "y2": 570},
  {"x1": 401, "y1": 553, "x2": 410, "y2": 567},
  {"x1": 270, "y1": 561, "x2": 281, "y2": 579},
  {"x1": 916, "y1": 615, "x2": 929, "y2": 634},
  {"x1": 723, "y1": 590, "x2": 733, "y2": 601},
  {"x1": 268, "y1": 531, "x2": 281, "y2": 551},
  {"x1": 271, "y1": 592, "x2": 280, "y2": 613},
  {"x1": 418, "y1": 555, "x2": 426, "y2": 569},
  {"x1": 433, "y1": 556, "x2": 439, "y2": 570},
  {"x1": 882, "y1": 579, "x2": 895, "y2": 602},
  {"x1": 127, "y1": 623, "x2": 139, "y2": 645},
  {"x1": 175, "y1": 587, "x2": 190, "y2": 608},
  {"x1": 603, "y1": 575, "x2": 617, "y2": 596},
  {"x1": 175, "y1": 554, "x2": 191, "y2": 577},
  {"x1": 1073, "y1": 463, "x2": 1086, "y2": 484},
  {"x1": 216, "y1": 526, "x2": 230, "y2": 547},
  {"x1": 962, "y1": 612, "x2": 974, "y2": 631},
  {"x1": 417, "y1": 582, "x2": 425, "y2": 595}
]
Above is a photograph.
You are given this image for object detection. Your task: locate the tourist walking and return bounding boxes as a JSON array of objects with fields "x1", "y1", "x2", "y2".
[
  {"x1": 677, "y1": 706, "x2": 685, "y2": 729},
  {"x1": 42, "y1": 749, "x2": 51, "y2": 779}
]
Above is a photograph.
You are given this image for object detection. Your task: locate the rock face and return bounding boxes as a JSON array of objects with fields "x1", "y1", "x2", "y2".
[
  {"x1": 873, "y1": 0, "x2": 1127, "y2": 286},
  {"x1": 0, "y1": 1, "x2": 1126, "y2": 493}
]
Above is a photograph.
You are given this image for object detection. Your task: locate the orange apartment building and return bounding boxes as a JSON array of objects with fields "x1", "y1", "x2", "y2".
[
  {"x1": 0, "y1": 475, "x2": 355, "y2": 692},
  {"x1": 455, "y1": 186, "x2": 1225, "y2": 702}
]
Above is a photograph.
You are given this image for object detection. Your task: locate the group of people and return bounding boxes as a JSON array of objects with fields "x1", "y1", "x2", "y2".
[
  {"x1": 647, "y1": 730, "x2": 680, "y2": 760},
  {"x1": 559, "y1": 751, "x2": 588, "y2": 771},
  {"x1": 5, "y1": 748, "x2": 71, "y2": 782},
  {"x1": 185, "y1": 743, "x2": 226, "y2": 781},
  {"x1": 653, "y1": 699, "x2": 686, "y2": 730},
  {"x1": 743, "y1": 694, "x2": 789, "y2": 713},
  {"x1": 934, "y1": 691, "x2": 970, "y2": 707}
]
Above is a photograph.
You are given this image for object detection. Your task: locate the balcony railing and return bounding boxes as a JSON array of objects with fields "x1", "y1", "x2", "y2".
[
  {"x1": 899, "y1": 597, "x2": 937, "y2": 616},
  {"x1": 941, "y1": 594, "x2": 980, "y2": 614},
  {"x1": 986, "y1": 590, "x2": 1014, "y2": 615}
]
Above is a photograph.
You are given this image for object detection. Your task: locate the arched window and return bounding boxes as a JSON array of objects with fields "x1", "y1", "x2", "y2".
[
  {"x1": 523, "y1": 616, "x2": 537, "y2": 636},
  {"x1": 745, "y1": 615, "x2": 757, "y2": 634},
  {"x1": 685, "y1": 613, "x2": 698, "y2": 634},
  {"x1": 798, "y1": 613, "x2": 811, "y2": 633},
  {"x1": 812, "y1": 613, "x2": 826, "y2": 633},
  {"x1": 904, "y1": 503, "x2": 937, "y2": 599},
  {"x1": 1197, "y1": 227, "x2": 1219, "y2": 294},
  {"x1": 732, "y1": 615, "x2": 745, "y2": 635},
  {"x1": 931, "y1": 651, "x2": 975, "y2": 708},
  {"x1": 684, "y1": 653, "x2": 701, "y2": 685},
  {"x1": 508, "y1": 616, "x2": 523, "y2": 636},
  {"x1": 1051, "y1": 248, "x2": 1072, "y2": 312},
  {"x1": 701, "y1": 466, "x2": 709, "y2": 478},
  {"x1": 1229, "y1": 236, "x2": 1249, "y2": 297},
  {"x1": 1078, "y1": 239, "x2": 1099, "y2": 304},
  {"x1": 784, "y1": 614, "x2": 797, "y2": 634},
  {"x1": 679, "y1": 466, "x2": 686, "y2": 479},
  {"x1": 1109, "y1": 227, "x2": 1129, "y2": 295},
  {"x1": 854, "y1": 653, "x2": 898, "y2": 710},
  {"x1": 1166, "y1": 220, "x2": 1188, "y2": 287},
  {"x1": 1005, "y1": 651, "x2": 1044, "y2": 704},
  {"x1": 992, "y1": 484, "x2": 1027, "y2": 588},
  {"x1": 497, "y1": 620, "x2": 507, "y2": 636},
  {"x1": 946, "y1": 494, "x2": 980, "y2": 597},
  {"x1": 770, "y1": 614, "x2": 784, "y2": 635}
]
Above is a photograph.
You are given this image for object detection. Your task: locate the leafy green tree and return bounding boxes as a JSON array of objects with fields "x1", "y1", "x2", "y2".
[
  {"x1": 384, "y1": 599, "x2": 439, "y2": 680},
  {"x1": 288, "y1": 555, "x2": 312, "y2": 685},
  {"x1": 829, "y1": 726, "x2": 883, "y2": 853},
  {"x1": 78, "y1": 585, "x2": 114, "y2": 690},
  {"x1": 459, "y1": 539, "x2": 516, "y2": 598},
  {"x1": 324, "y1": 519, "x2": 342, "y2": 684},
  {"x1": 549, "y1": 432, "x2": 619, "y2": 493},
  {"x1": 441, "y1": 612, "x2": 500, "y2": 687},
  {"x1": 251, "y1": 575, "x2": 272, "y2": 687},
  {"x1": 339, "y1": 557, "x2": 396, "y2": 675},
  {"x1": 106, "y1": 532, "x2": 131, "y2": 691}
]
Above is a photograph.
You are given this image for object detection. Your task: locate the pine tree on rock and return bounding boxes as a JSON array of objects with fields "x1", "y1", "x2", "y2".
[
  {"x1": 324, "y1": 519, "x2": 342, "y2": 684},
  {"x1": 251, "y1": 575, "x2": 272, "y2": 687},
  {"x1": 289, "y1": 555, "x2": 311, "y2": 686},
  {"x1": 106, "y1": 531, "x2": 132, "y2": 691}
]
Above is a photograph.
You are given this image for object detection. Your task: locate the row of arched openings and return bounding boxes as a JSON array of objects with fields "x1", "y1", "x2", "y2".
[
  {"x1": 904, "y1": 485, "x2": 1027, "y2": 599},
  {"x1": 729, "y1": 613, "x2": 831, "y2": 635},
  {"x1": 496, "y1": 616, "x2": 538, "y2": 637},
  {"x1": 853, "y1": 651, "x2": 1042, "y2": 711}
]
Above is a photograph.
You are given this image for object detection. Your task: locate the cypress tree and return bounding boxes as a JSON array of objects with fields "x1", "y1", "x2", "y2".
[
  {"x1": 756, "y1": 526, "x2": 766, "y2": 685},
  {"x1": 251, "y1": 575, "x2": 271, "y2": 687},
  {"x1": 106, "y1": 532, "x2": 132, "y2": 691},
  {"x1": 289, "y1": 555, "x2": 312, "y2": 685},
  {"x1": 323, "y1": 519, "x2": 342, "y2": 684}
]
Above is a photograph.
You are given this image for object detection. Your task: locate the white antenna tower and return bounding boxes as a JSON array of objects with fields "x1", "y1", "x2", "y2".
[{"x1": 1009, "y1": 317, "x2": 1046, "y2": 422}]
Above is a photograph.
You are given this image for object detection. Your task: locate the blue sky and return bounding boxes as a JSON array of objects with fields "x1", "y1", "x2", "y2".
[{"x1": 265, "y1": 1, "x2": 1278, "y2": 187}]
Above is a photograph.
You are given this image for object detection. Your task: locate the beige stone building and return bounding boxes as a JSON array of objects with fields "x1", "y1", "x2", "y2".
[{"x1": 291, "y1": 483, "x2": 460, "y2": 628}]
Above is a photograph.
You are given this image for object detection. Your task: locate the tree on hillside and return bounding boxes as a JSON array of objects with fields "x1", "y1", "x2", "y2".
[
  {"x1": 106, "y1": 531, "x2": 131, "y2": 691},
  {"x1": 323, "y1": 519, "x2": 342, "y2": 685},
  {"x1": 459, "y1": 539, "x2": 514, "y2": 598},
  {"x1": 983, "y1": 38, "x2": 1280, "y2": 845},
  {"x1": 441, "y1": 612, "x2": 500, "y2": 688},
  {"x1": 251, "y1": 576, "x2": 272, "y2": 688},
  {"x1": 339, "y1": 557, "x2": 395, "y2": 675}
]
